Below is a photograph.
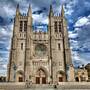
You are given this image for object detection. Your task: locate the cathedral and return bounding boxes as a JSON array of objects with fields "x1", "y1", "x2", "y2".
[{"x1": 7, "y1": 4, "x2": 73, "y2": 84}]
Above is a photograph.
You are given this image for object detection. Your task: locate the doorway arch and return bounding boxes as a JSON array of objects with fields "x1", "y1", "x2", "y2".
[
  {"x1": 35, "y1": 68, "x2": 47, "y2": 84},
  {"x1": 16, "y1": 70, "x2": 24, "y2": 82},
  {"x1": 57, "y1": 71, "x2": 65, "y2": 82}
]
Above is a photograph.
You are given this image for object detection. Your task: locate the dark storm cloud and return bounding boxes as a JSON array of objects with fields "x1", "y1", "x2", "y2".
[
  {"x1": 65, "y1": 0, "x2": 90, "y2": 31},
  {"x1": 0, "y1": 44, "x2": 8, "y2": 51},
  {"x1": 33, "y1": 10, "x2": 43, "y2": 14},
  {"x1": 33, "y1": 7, "x2": 47, "y2": 15},
  {"x1": 0, "y1": 16, "x2": 3, "y2": 24},
  {"x1": 73, "y1": 0, "x2": 90, "y2": 17},
  {"x1": 73, "y1": 60, "x2": 83, "y2": 67},
  {"x1": 0, "y1": 16, "x2": 13, "y2": 26}
]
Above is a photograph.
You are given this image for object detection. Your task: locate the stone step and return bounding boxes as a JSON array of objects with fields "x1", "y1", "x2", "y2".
[{"x1": 1, "y1": 82, "x2": 90, "y2": 90}]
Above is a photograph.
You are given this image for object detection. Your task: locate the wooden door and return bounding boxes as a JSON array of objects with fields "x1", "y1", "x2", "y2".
[
  {"x1": 19, "y1": 77, "x2": 23, "y2": 82},
  {"x1": 42, "y1": 77, "x2": 46, "y2": 84},
  {"x1": 36, "y1": 77, "x2": 40, "y2": 84},
  {"x1": 59, "y1": 77, "x2": 63, "y2": 82}
]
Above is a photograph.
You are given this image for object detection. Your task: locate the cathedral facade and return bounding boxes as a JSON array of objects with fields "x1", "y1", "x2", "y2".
[{"x1": 7, "y1": 4, "x2": 72, "y2": 84}]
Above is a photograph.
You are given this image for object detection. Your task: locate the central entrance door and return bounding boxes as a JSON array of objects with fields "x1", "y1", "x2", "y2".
[{"x1": 36, "y1": 69, "x2": 46, "y2": 84}]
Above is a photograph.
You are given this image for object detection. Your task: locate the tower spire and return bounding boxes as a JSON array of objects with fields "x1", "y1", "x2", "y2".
[
  {"x1": 61, "y1": 4, "x2": 65, "y2": 17},
  {"x1": 16, "y1": 3, "x2": 20, "y2": 16},
  {"x1": 49, "y1": 4, "x2": 53, "y2": 17},
  {"x1": 28, "y1": 4, "x2": 32, "y2": 16}
]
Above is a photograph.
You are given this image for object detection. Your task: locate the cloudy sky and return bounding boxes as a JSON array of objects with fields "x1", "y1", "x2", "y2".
[{"x1": 0, "y1": 0, "x2": 90, "y2": 76}]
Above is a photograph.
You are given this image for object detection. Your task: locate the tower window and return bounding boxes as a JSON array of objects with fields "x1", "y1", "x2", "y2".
[
  {"x1": 21, "y1": 43, "x2": 23, "y2": 50},
  {"x1": 59, "y1": 21, "x2": 61, "y2": 32},
  {"x1": 24, "y1": 21, "x2": 27, "y2": 31},
  {"x1": 20, "y1": 21, "x2": 23, "y2": 32},
  {"x1": 58, "y1": 43, "x2": 61, "y2": 50},
  {"x1": 59, "y1": 62, "x2": 62, "y2": 66},
  {"x1": 54, "y1": 21, "x2": 57, "y2": 32}
]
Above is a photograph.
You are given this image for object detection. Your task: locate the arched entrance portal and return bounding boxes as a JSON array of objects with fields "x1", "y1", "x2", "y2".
[
  {"x1": 16, "y1": 71, "x2": 24, "y2": 82},
  {"x1": 36, "y1": 69, "x2": 47, "y2": 84},
  {"x1": 57, "y1": 71, "x2": 65, "y2": 82}
]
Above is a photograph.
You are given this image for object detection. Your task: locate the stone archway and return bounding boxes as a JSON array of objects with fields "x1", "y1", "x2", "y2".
[
  {"x1": 35, "y1": 68, "x2": 48, "y2": 84},
  {"x1": 57, "y1": 71, "x2": 65, "y2": 82},
  {"x1": 16, "y1": 70, "x2": 24, "y2": 82}
]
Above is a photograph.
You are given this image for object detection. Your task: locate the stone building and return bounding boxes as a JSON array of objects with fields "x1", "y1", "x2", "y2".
[
  {"x1": 75, "y1": 65, "x2": 88, "y2": 82},
  {"x1": 85, "y1": 63, "x2": 90, "y2": 81},
  {"x1": 0, "y1": 76, "x2": 6, "y2": 82},
  {"x1": 7, "y1": 4, "x2": 72, "y2": 84}
]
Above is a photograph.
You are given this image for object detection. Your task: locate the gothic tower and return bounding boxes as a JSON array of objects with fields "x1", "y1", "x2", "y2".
[
  {"x1": 7, "y1": 4, "x2": 72, "y2": 83},
  {"x1": 7, "y1": 4, "x2": 29, "y2": 82},
  {"x1": 48, "y1": 5, "x2": 72, "y2": 83}
]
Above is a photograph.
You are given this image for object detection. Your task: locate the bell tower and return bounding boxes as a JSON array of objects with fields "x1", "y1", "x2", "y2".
[
  {"x1": 48, "y1": 5, "x2": 72, "y2": 83},
  {"x1": 7, "y1": 4, "x2": 29, "y2": 82},
  {"x1": 7, "y1": 4, "x2": 21, "y2": 82}
]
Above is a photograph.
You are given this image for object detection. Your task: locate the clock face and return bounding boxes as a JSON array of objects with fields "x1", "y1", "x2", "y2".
[{"x1": 35, "y1": 44, "x2": 47, "y2": 57}]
